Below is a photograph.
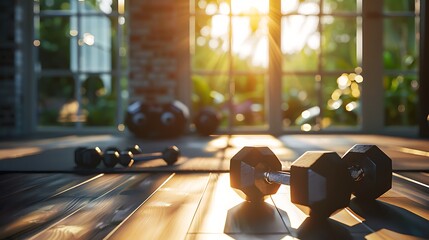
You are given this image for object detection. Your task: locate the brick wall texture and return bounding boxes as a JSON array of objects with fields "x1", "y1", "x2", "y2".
[{"x1": 129, "y1": 0, "x2": 188, "y2": 104}]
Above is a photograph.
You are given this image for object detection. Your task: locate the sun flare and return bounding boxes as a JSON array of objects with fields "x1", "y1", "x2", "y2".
[{"x1": 200, "y1": 0, "x2": 319, "y2": 68}]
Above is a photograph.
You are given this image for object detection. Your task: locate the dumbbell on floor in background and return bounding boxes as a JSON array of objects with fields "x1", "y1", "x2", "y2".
[
  {"x1": 124, "y1": 100, "x2": 189, "y2": 139},
  {"x1": 230, "y1": 145, "x2": 392, "y2": 218},
  {"x1": 194, "y1": 107, "x2": 221, "y2": 136},
  {"x1": 123, "y1": 145, "x2": 180, "y2": 166},
  {"x1": 158, "y1": 101, "x2": 190, "y2": 138},
  {"x1": 102, "y1": 147, "x2": 134, "y2": 168},
  {"x1": 124, "y1": 101, "x2": 150, "y2": 138},
  {"x1": 74, "y1": 145, "x2": 180, "y2": 168},
  {"x1": 104, "y1": 145, "x2": 180, "y2": 167},
  {"x1": 75, "y1": 146, "x2": 129, "y2": 168},
  {"x1": 74, "y1": 147, "x2": 103, "y2": 168}
]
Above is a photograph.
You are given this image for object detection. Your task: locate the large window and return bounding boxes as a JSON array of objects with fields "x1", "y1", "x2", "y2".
[
  {"x1": 383, "y1": 0, "x2": 419, "y2": 126},
  {"x1": 190, "y1": 0, "x2": 270, "y2": 130},
  {"x1": 34, "y1": 0, "x2": 128, "y2": 129},
  {"x1": 281, "y1": 0, "x2": 361, "y2": 131},
  {"x1": 190, "y1": 0, "x2": 420, "y2": 133}
]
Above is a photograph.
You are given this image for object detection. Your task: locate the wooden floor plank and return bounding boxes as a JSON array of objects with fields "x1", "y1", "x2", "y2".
[
  {"x1": 0, "y1": 174, "x2": 136, "y2": 239},
  {"x1": 27, "y1": 173, "x2": 172, "y2": 240},
  {"x1": 346, "y1": 174, "x2": 429, "y2": 240},
  {"x1": 397, "y1": 172, "x2": 429, "y2": 186},
  {"x1": 348, "y1": 196, "x2": 429, "y2": 239},
  {"x1": 0, "y1": 174, "x2": 99, "y2": 209},
  {"x1": 106, "y1": 173, "x2": 210, "y2": 240},
  {"x1": 188, "y1": 173, "x2": 289, "y2": 236},
  {"x1": 0, "y1": 174, "x2": 58, "y2": 200},
  {"x1": 386, "y1": 173, "x2": 429, "y2": 208}
]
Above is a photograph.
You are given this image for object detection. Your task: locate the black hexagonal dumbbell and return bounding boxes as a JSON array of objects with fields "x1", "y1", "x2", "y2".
[
  {"x1": 74, "y1": 147, "x2": 103, "y2": 168},
  {"x1": 125, "y1": 101, "x2": 189, "y2": 139},
  {"x1": 74, "y1": 146, "x2": 131, "y2": 168},
  {"x1": 158, "y1": 101, "x2": 189, "y2": 138},
  {"x1": 341, "y1": 145, "x2": 392, "y2": 200},
  {"x1": 75, "y1": 145, "x2": 180, "y2": 168},
  {"x1": 124, "y1": 101, "x2": 150, "y2": 138},
  {"x1": 194, "y1": 107, "x2": 221, "y2": 136},
  {"x1": 101, "y1": 147, "x2": 134, "y2": 168},
  {"x1": 101, "y1": 145, "x2": 180, "y2": 168},
  {"x1": 230, "y1": 144, "x2": 392, "y2": 218},
  {"x1": 126, "y1": 145, "x2": 180, "y2": 166}
]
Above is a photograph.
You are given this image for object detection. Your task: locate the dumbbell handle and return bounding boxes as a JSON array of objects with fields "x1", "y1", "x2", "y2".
[
  {"x1": 348, "y1": 165, "x2": 364, "y2": 181},
  {"x1": 263, "y1": 165, "x2": 364, "y2": 187},
  {"x1": 132, "y1": 152, "x2": 163, "y2": 161},
  {"x1": 263, "y1": 171, "x2": 291, "y2": 185}
]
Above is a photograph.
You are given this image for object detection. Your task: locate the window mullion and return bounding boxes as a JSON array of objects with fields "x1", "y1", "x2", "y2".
[
  {"x1": 361, "y1": 0, "x2": 384, "y2": 132},
  {"x1": 268, "y1": 0, "x2": 282, "y2": 134}
]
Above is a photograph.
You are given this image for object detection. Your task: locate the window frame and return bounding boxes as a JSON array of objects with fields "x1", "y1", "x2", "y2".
[
  {"x1": 188, "y1": 0, "x2": 420, "y2": 135},
  {"x1": 29, "y1": 0, "x2": 129, "y2": 132}
]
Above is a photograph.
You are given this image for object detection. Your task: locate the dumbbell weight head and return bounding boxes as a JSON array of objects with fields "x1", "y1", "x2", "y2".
[
  {"x1": 133, "y1": 113, "x2": 147, "y2": 128},
  {"x1": 161, "y1": 112, "x2": 176, "y2": 126},
  {"x1": 162, "y1": 146, "x2": 180, "y2": 165},
  {"x1": 126, "y1": 145, "x2": 142, "y2": 155},
  {"x1": 76, "y1": 147, "x2": 103, "y2": 168},
  {"x1": 75, "y1": 147, "x2": 87, "y2": 166},
  {"x1": 124, "y1": 101, "x2": 151, "y2": 138},
  {"x1": 230, "y1": 146, "x2": 282, "y2": 201},
  {"x1": 290, "y1": 151, "x2": 353, "y2": 218},
  {"x1": 103, "y1": 147, "x2": 121, "y2": 168},
  {"x1": 342, "y1": 145, "x2": 392, "y2": 200},
  {"x1": 158, "y1": 101, "x2": 189, "y2": 138},
  {"x1": 118, "y1": 151, "x2": 134, "y2": 167},
  {"x1": 194, "y1": 107, "x2": 221, "y2": 136}
]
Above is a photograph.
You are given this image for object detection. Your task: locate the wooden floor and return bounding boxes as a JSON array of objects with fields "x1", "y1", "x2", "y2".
[{"x1": 0, "y1": 134, "x2": 428, "y2": 239}]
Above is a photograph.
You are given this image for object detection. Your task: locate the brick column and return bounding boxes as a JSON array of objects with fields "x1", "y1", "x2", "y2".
[{"x1": 129, "y1": 0, "x2": 190, "y2": 105}]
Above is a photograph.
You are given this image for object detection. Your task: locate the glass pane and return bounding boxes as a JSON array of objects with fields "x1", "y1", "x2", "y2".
[
  {"x1": 81, "y1": 74, "x2": 117, "y2": 126},
  {"x1": 231, "y1": 0, "x2": 269, "y2": 15},
  {"x1": 38, "y1": 76, "x2": 77, "y2": 126},
  {"x1": 323, "y1": 0, "x2": 357, "y2": 13},
  {"x1": 77, "y1": 16, "x2": 115, "y2": 72},
  {"x1": 192, "y1": 15, "x2": 230, "y2": 71},
  {"x1": 282, "y1": 75, "x2": 319, "y2": 131},
  {"x1": 40, "y1": 0, "x2": 71, "y2": 11},
  {"x1": 191, "y1": 74, "x2": 229, "y2": 128},
  {"x1": 282, "y1": 16, "x2": 319, "y2": 71},
  {"x1": 232, "y1": 16, "x2": 268, "y2": 71},
  {"x1": 322, "y1": 17, "x2": 357, "y2": 71},
  {"x1": 38, "y1": 16, "x2": 71, "y2": 70},
  {"x1": 233, "y1": 75, "x2": 267, "y2": 126},
  {"x1": 323, "y1": 73, "x2": 361, "y2": 127},
  {"x1": 195, "y1": 0, "x2": 230, "y2": 15},
  {"x1": 281, "y1": 0, "x2": 319, "y2": 15},
  {"x1": 383, "y1": 17, "x2": 418, "y2": 70},
  {"x1": 80, "y1": 0, "x2": 119, "y2": 14},
  {"x1": 384, "y1": 0, "x2": 416, "y2": 12},
  {"x1": 384, "y1": 74, "x2": 418, "y2": 126}
]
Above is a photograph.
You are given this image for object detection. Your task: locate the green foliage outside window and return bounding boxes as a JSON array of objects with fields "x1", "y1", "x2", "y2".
[{"x1": 36, "y1": 1, "x2": 125, "y2": 127}]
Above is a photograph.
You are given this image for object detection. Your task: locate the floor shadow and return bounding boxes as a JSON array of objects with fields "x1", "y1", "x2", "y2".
[
  {"x1": 349, "y1": 198, "x2": 429, "y2": 238},
  {"x1": 296, "y1": 217, "x2": 353, "y2": 240},
  {"x1": 224, "y1": 196, "x2": 429, "y2": 239},
  {"x1": 224, "y1": 201, "x2": 289, "y2": 236},
  {"x1": 224, "y1": 201, "x2": 354, "y2": 240}
]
